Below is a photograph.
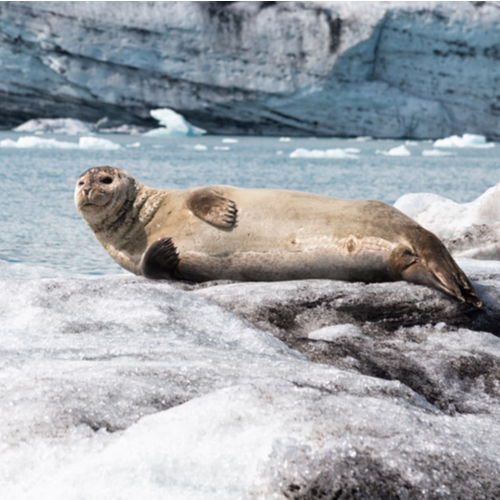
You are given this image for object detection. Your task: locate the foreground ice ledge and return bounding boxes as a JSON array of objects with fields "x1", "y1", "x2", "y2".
[{"x1": 2, "y1": 265, "x2": 500, "y2": 498}]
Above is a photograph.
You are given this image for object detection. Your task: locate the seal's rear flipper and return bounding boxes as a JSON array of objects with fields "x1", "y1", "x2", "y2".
[
  {"x1": 141, "y1": 237, "x2": 181, "y2": 280},
  {"x1": 186, "y1": 188, "x2": 237, "y2": 228},
  {"x1": 399, "y1": 249, "x2": 482, "y2": 307}
]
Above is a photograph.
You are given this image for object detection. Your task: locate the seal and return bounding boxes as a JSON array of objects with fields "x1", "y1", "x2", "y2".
[{"x1": 75, "y1": 166, "x2": 481, "y2": 306}]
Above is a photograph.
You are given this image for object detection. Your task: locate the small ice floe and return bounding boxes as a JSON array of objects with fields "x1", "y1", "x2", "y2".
[
  {"x1": 395, "y1": 181, "x2": 500, "y2": 260},
  {"x1": 13, "y1": 118, "x2": 97, "y2": 135},
  {"x1": 143, "y1": 108, "x2": 206, "y2": 137},
  {"x1": 308, "y1": 324, "x2": 365, "y2": 342},
  {"x1": 1, "y1": 136, "x2": 78, "y2": 149},
  {"x1": 289, "y1": 148, "x2": 359, "y2": 159},
  {"x1": 0, "y1": 136, "x2": 121, "y2": 150},
  {"x1": 125, "y1": 142, "x2": 141, "y2": 148},
  {"x1": 222, "y1": 138, "x2": 238, "y2": 143},
  {"x1": 433, "y1": 134, "x2": 494, "y2": 148},
  {"x1": 405, "y1": 140, "x2": 419, "y2": 146},
  {"x1": 422, "y1": 149, "x2": 456, "y2": 157},
  {"x1": 279, "y1": 137, "x2": 291, "y2": 142},
  {"x1": 276, "y1": 150, "x2": 284, "y2": 155},
  {"x1": 79, "y1": 137, "x2": 121, "y2": 150},
  {"x1": 214, "y1": 146, "x2": 230, "y2": 151},
  {"x1": 349, "y1": 136, "x2": 372, "y2": 142},
  {"x1": 194, "y1": 144, "x2": 208, "y2": 151},
  {"x1": 379, "y1": 145, "x2": 411, "y2": 156}
]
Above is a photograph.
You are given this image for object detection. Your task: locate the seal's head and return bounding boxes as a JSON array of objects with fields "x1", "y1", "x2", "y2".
[{"x1": 75, "y1": 166, "x2": 137, "y2": 229}]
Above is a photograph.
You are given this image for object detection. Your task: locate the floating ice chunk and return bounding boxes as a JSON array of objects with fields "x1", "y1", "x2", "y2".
[
  {"x1": 125, "y1": 142, "x2": 141, "y2": 148},
  {"x1": 381, "y1": 145, "x2": 411, "y2": 156},
  {"x1": 276, "y1": 150, "x2": 284, "y2": 155},
  {"x1": 13, "y1": 118, "x2": 97, "y2": 135},
  {"x1": 279, "y1": 137, "x2": 291, "y2": 142},
  {"x1": 433, "y1": 134, "x2": 494, "y2": 148},
  {"x1": 422, "y1": 149, "x2": 457, "y2": 156},
  {"x1": 349, "y1": 136, "x2": 372, "y2": 142},
  {"x1": 78, "y1": 137, "x2": 121, "y2": 150},
  {"x1": 194, "y1": 144, "x2": 208, "y2": 151},
  {"x1": 143, "y1": 108, "x2": 206, "y2": 137},
  {"x1": 405, "y1": 140, "x2": 419, "y2": 146},
  {"x1": 308, "y1": 324, "x2": 364, "y2": 341},
  {"x1": 0, "y1": 136, "x2": 79, "y2": 149},
  {"x1": 0, "y1": 136, "x2": 121, "y2": 150},
  {"x1": 214, "y1": 146, "x2": 230, "y2": 151},
  {"x1": 222, "y1": 138, "x2": 238, "y2": 143},
  {"x1": 289, "y1": 148, "x2": 359, "y2": 159}
]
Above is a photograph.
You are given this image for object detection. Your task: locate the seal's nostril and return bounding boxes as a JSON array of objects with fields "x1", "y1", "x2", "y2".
[{"x1": 83, "y1": 188, "x2": 90, "y2": 196}]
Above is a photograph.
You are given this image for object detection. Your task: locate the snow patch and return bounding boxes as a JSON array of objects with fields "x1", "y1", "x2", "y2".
[{"x1": 308, "y1": 324, "x2": 365, "y2": 341}]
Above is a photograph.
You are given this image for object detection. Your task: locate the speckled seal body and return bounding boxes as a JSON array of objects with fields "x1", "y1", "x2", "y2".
[{"x1": 75, "y1": 166, "x2": 481, "y2": 306}]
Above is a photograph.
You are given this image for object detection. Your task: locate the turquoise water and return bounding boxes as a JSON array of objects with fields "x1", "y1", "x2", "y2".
[{"x1": 0, "y1": 132, "x2": 498, "y2": 274}]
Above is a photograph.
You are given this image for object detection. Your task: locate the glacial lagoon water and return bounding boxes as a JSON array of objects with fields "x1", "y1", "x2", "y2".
[
  {"x1": 0, "y1": 131, "x2": 498, "y2": 274},
  {"x1": 1, "y1": 131, "x2": 500, "y2": 499}
]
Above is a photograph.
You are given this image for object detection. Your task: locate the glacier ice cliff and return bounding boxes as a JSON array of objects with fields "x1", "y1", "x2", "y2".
[{"x1": 1, "y1": 1, "x2": 500, "y2": 138}]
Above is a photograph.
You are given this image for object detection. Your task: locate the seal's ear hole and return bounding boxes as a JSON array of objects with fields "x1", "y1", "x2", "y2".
[{"x1": 100, "y1": 176, "x2": 113, "y2": 184}]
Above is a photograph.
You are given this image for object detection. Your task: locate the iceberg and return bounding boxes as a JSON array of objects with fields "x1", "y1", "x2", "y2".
[
  {"x1": 395, "y1": 181, "x2": 500, "y2": 259},
  {"x1": 289, "y1": 148, "x2": 359, "y2": 159},
  {"x1": 422, "y1": 149, "x2": 456, "y2": 156},
  {"x1": 143, "y1": 109, "x2": 206, "y2": 137},
  {"x1": 78, "y1": 137, "x2": 121, "y2": 150},
  {"x1": 380, "y1": 145, "x2": 411, "y2": 156},
  {"x1": 13, "y1": 118, "x2": 97, "y2": 135},
  {"x1": 433, "y1": 134, "x2": 495, "y2": 148},
  {"x1": 0, "y1": 136, "x2": 79, "y2": 149},
  {"x1": 0, "y1": 136, "x2": 121, "y2": 150}
]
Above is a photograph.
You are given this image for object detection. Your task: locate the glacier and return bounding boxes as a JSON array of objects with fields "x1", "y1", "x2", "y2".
[{"x1": 1, "y1": 2, "x2": 500, "y2": 138}]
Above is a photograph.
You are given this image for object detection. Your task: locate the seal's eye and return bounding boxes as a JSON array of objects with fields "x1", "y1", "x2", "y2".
[
  {"x1": 78, "y1": 181, "x2": 84, "y2": 186},
  {"x1": 100, "y1": 176, "x2": 113, "y2": 184}
]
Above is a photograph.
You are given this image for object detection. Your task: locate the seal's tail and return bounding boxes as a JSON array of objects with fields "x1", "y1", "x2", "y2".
[{"x1": 394, "y1": 230, "x2": 482, "y2": 307}]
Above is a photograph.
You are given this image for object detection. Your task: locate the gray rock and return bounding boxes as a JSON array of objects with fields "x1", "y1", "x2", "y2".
[{"x1": 1, "y1": 2, "x2": 500, "y2": 138}]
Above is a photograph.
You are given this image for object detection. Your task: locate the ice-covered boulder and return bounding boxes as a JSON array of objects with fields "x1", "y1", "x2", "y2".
[
  {"x1": 1, "y1": 2, "x2": 500, "y2": 138},
  {"x1": 395, "y1": 182, "x2": 500, "y2": 260}
]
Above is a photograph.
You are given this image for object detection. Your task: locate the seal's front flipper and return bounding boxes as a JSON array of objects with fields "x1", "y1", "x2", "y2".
[
  {"x1": 141, "y1": 237, "x2": 181, "y2": 280},
  {"x1": 186, "y1": 188, "x2": 237, "y2": 228}
]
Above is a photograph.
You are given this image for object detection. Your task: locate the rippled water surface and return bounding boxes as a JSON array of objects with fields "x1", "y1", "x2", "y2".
[{"x1": 0, "y1": 132, "x2": 498, "y2": 273}]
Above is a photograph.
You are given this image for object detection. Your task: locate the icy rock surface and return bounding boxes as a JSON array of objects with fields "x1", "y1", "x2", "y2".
[
  {"x1": 2, "y1": 263, "x2": 500, "y2": 497},
  {"x1": 395, "y1": 182, "x2": 500, "y2": 260},
  {"x1": 1, "y1": 2, "x2": 500, "y2": 138}
]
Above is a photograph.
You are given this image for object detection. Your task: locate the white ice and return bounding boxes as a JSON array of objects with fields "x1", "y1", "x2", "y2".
[
  {"x1": 395, "y1": 181, "x2": 500, "y2": 259},
  {"x1": 143, "y1": 108, "x2": 206, "y2": 137},
  {"x1": 289, "y1": 148, "x2": 359, "y2": 159},
  {"x1": 13, "y1": 118, "x2": 97, "y2": 134},
  {"x1": 222, "y1": 138, "x2": 238, "y2": 143},
  {"x1": 422, "y1": 149, "x2": 456, "y2": 156},
  {"x1": 0, "y1": 136, "x2": 121, "y2": 150},
  {"x1": 433, "y1": 134, "x2": 495, "y2": 148},
  {"x1": 2, "y1": 262, "x2": 500, "y2": 498},
  {"x1": 379, "y1": 145, "x2": 411, "y2": 156}
]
